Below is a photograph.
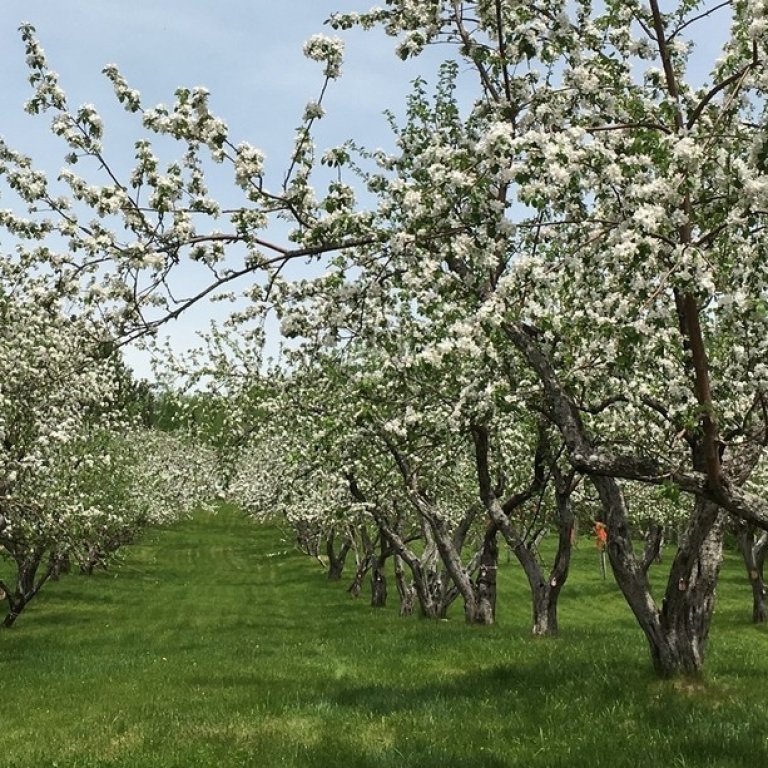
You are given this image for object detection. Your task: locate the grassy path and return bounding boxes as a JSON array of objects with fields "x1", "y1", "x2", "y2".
[{"x1": 1, "y1": 507, "x2": 767, "y2": 767}]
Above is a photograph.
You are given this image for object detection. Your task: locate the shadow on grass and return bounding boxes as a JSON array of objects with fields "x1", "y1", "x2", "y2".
[
  {"x1": 331, "y1": 656, "x2": 638, "y2": 716},
  {"x1": 316, "y1": 658, "x2": 768, "y2": 768}
]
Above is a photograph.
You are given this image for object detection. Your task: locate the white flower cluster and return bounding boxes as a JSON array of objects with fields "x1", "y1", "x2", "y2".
[
  {"x1": 302, "y1": 34, "x2": 345, "y2": 79},
  {"x1": 102, "y1": 64, "x2": 141, "y2": 112},
  {"x1": 143, "y1": 86, "x2": 229, "y2": 157}
]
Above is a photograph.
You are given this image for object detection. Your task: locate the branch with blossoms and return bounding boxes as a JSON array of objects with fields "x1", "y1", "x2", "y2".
[{"x1": 0, "y1": 24, "x2": 368, "y2": 346}]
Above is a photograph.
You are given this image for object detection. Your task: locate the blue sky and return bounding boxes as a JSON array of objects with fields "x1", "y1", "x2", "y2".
[
  {"x1": 0, "y1": 1, "x2": 412, "y2": 157},
  {"x1": 0, "y1": 2, "x2": 735, "y2": 379}
]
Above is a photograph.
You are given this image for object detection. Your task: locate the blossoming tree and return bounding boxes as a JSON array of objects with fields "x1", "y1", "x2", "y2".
[
  {"x1": 318, "y1": 0, "x2": 768, "y2": 674},
  {"x1": 0, "y1": 266, "x2": 220, "y2": 627}
]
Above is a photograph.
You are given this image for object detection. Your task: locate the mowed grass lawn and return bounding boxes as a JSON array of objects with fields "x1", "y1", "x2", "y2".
[{"x1": 2, "y1": 507, "x2": 767, "y2": 768}]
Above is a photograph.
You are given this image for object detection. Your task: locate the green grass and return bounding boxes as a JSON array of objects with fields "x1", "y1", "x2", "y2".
[{"x1": 1, "y1": 509, "x2": 766, "y2": 768}]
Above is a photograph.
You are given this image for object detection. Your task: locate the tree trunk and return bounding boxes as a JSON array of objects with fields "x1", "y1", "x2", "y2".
[
  {"x1": 370, "y1": 539, "x2": 391, "y2": 608},
  {"x1": 2, "y1": 605, "x2": 22, "y2": 628},
  {"x1": 757, "y1": 534, "x2": 768, "y2": 623},
  {"x1": 653, "y1": 511, "x2": 725, "y2": 676},
  {"x1": 80, "y1": 546, "x2": 104, "y2": 576},
  {"x1": 514, "y1": 543, "x2": 565, "y2": 637},
  {"x1": 531, "y1": 582, "x2": 560, "y2": 636},
  {"x1": 641, "y1": 522, "x2": 664, "y2": 573},
  {"x1": 384, "y1": 523, "x2": 440, "y2": 618},
  {"x1": 393, "y1": 553, "x2": 415, "y2": 616},
  {"x1": 363, "y1": 503, "x2": 442, "y2": 618},
  {"x1": 749, "y1": 576, "x2": 767, "y2": 624},
  {"x1": 1, "y1": 549, "x2": 52, "y2": 629},
  {"x1": 347, "y1": 527, "x2": 377, "y2": 598},
  {"x1": 412, "y1": 563, "x2": 441, "y2": 619},
  {"x1": 49, "y1": 551, "x2": 71, "y2": 580},
  {"x1": 735, "y1": 524, "x2": 767, "y2": 623},
  {"x1": 295, "y1": 519, "x2": 320, "y2": 557},
  {"x1": 502, "y1": 466, "x2": 574, "y2": 636},
  {"x1": 327, "y1": 557, "x2": 345, "y2": 580},
  {"x1": 470, "y1": 422, "x2": 575, "y2": 633},
  {"x1": 471, "y1": 525, "x2": 498, "y2": 625},
  {"x1": 325, "y1": 528, "x2": 353, "y2": 581},
  {"x1": 370, "y1": 563, "x2": 387, "y2": 607},
  {"x1": 594, "y1": 476, "x2": 724, "y2": 677},
  {"x1": 418, "y1": 508, "x2": 483, "y2": 623},
  {"x1": 347, "y1": 560, "x2": 367, "y2": 598},
  {"x1": 2, "y1": 574, "x2": 25, "y2": 628}
]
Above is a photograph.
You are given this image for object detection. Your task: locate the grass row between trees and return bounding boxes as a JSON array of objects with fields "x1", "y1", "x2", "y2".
[{"x1": 2, "y1": 505, "x2": 766, "y2": 767}]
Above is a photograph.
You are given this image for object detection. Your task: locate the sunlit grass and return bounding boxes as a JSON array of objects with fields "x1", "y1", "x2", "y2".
[{"x1": 1, "y1": 508, "x2": 766, "y2": 767}]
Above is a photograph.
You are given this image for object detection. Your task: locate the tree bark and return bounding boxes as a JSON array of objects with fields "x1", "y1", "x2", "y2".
[
  {"x1": 421, "y1": 510, "x2": 481, "y2": 623},
  {"x1": 471, "y1": 525, "x2": 498, "y2": 624},
  {"x1": 345, "y1": 476, "x2": 444, "y2": 618},
  {"x1": 372, "y1": 512, "x2": 441, "y2": 618},
  {"x1": 641, "y1": 522, "x2": 664, "y2": 573},
  {"x1": 325, "y1": 527, "x2": 353, "y2": 581},
  {"x1": 735, "y1": 524, "x2": 767, "y2": 623},
  {"x1": 1, "y1": 549, "x2": 53, "y2": 629},
  {"x1": 594, "y1": 476, "x2": 725, "y2": 677},
  {"x1": 347, "y1": 557, "x2": 368, "y2": 597},
  {"x1": 347, "y1": 526, "x2": 376, "y2": 598},
  {"x1": 2, "y1": 605, "x2": 22, "y2": 628},
  {"x1": 471, "y1": 422, "x2": 573, "y2": 635},
  {"x1": 515, "y1": 550, "x2": 563, "y2": 636},
  {"x1": 513, "y1": 488, "x2": 572, "y2": 637},
  {"x1": 294, "y1": 519, "x2": 320, "y2": 557},
  {"x1": 369, "y1": 537, "x2": 392, "y2": 608},
  {"x1": 393, "y1": 552, "x2": 415, "y2": 616},
  {"x1": 654, "y1": 507, "x2": 725, "y2": 676},
  {"x1": 370, "y1": 562, "x2": 387, "y2": 607}
]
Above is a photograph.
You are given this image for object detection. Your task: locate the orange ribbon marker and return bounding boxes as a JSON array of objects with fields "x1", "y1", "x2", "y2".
[{"x1": 594, "y1": 521, "x2": 607, "y2": 552}]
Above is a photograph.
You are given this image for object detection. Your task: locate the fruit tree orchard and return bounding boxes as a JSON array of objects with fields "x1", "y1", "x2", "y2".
[{"x1": 2, "y1": 1, "x2": 768, "y2": 675}]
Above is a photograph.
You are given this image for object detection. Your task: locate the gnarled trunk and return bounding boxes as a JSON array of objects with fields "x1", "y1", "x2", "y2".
[
  {"x1": 749, "y1": 576, "x2": 767, "y2": 624},
  {"x1": 595, "y1": 477, "x2": 724, "y2": 677},
  {"x1": 411, "y1": 560, "x2": 442, "y2": 619},
  {"x1": 653, "y1": 512, "x2": 725, "y2": 676},
  {"x1": 294, "y1": 519, "x2": 321, "y2": 558},
  {"x1": 641, "y1": 522, "x2": 664, "y2": 572},
  {"x1": 378, "y1": 518, "x2": 442, "y2": 618},
  {"x1": 470, "y1": 422, "x2": 576, "y2": 632},
  {"x1": 423, "y1": 512, "x2": 481, "y2": 623}
]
